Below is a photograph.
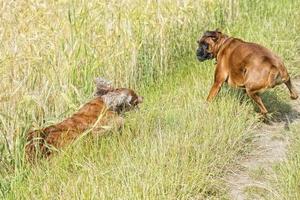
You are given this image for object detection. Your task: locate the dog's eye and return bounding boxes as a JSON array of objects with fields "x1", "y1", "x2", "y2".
[
  {"x1": 202, "y1": 43, "x2": 208, "y2": 49},
  {"x1": 212, "y1": 37, "x2": 218, "y2": 42}
]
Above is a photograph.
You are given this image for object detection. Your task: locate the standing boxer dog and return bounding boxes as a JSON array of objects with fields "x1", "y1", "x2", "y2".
[
  {"x1": 25, "y1": 78, "x2": 143, "y2": 162},
  {"x1": 196, "y1": 30, "x2": 298, "y2": 115}
]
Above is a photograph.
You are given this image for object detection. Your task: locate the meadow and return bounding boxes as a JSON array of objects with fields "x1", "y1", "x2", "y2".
[{"x1": 0, "y1": 0, "x2": 300, "y2": 199}]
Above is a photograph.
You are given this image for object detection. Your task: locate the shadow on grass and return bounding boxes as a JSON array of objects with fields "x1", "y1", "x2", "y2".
[
  {"x1": 229, "y1": 86, "x2": 300, "y2": 129},
  {"x1": 261, "y1": 91, "x2": 300, "y2": 129}
]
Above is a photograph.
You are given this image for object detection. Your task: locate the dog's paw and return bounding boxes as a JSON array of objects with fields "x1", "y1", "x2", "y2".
[
  {"x1": 262, "y1": 116, "x2": 272, "y2": 125},
  {"x1": 257, "y1": 112, "x2": 272, "y2": 124},
  {"x1": 290, "y1": 94, "x2": 299, "y2": 100}
]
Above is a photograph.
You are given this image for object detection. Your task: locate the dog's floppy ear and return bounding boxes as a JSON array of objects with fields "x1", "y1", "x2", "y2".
[
  {"x1": 204, "y1": 30, "x2": 214, "y2": 37},
  {"x1": 94, "y1": 77, "x2": 113, "y2": 96},
  {"x1": 204, "y1": 30, "x2": 222, "y2": 42}
]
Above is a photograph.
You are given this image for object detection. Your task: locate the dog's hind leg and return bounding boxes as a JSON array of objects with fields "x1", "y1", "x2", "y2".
[
  {"x1": 246, "y1": 89, "x2": 268, "y2": 115},
  {"x1": 268, "y1": 66, "x2": 298, "y2": 100},
  {"x1": 275, "y1": 64, "x2": 298, "y2": 99},
  {"x1": 284, "y1": 78, "x2": 298, "y2": 100}
]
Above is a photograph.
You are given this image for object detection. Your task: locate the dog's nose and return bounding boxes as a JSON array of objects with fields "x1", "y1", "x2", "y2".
[{"x1": 138, "y1": 96, "x2": 144, "y2": 103}]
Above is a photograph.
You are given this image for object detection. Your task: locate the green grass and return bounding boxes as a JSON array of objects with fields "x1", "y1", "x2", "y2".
[
  {"x1": 2, "y1": 62, "x2": 259, "y2": 199},
  {"x1": 269, "y1": 124, "x2": 300, "y2": 200},
  {"x1": 1, "y1": 0, "x2": 300, "y2": 199}
]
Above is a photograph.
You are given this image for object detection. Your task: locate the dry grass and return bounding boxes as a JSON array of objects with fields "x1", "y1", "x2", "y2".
[{"x1": 0, "y1": 0, "x2": 300, "y2": 199}]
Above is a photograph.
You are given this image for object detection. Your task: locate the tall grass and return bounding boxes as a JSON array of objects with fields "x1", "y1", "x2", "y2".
[
  {"x1": 3, "y1": 62, "x2": 260, "y2": 199},
  {"x1": 1, "y1": 0, "x2": 300, "y2": 199},
  {"x1": 0, "y1": 0, "x2": 232, "y2": 168},
  {"x1": 0, "y1": 1, "x2": 236, "y2": 197}
]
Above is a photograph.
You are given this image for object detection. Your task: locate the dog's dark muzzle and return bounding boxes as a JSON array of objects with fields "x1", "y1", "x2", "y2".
[{"x1": 196, "y1": 44, "x2": 213, "y2": 62}]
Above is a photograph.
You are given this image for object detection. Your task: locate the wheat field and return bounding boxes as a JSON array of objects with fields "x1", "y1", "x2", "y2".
[{"x1": 1, "y1": 0, "x2": 300, "y2": 199}]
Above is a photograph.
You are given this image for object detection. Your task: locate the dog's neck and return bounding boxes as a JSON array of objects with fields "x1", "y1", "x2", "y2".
[{"x1": 213, "y1": 36, "x2": 231, "y2": 59}]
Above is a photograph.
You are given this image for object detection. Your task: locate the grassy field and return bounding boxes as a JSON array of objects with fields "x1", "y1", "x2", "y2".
[
  {"x1": 271, "y1": 123, "x2": 300, "y2": 200},
  {"x1": 0, "y1": 0, "x2": 300, "y2": 199}
]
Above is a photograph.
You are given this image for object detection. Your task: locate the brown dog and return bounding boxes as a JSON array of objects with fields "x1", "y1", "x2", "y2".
[
  {"x1": 196, "y1": 30, "x2": 298, "y2": 114},
  {"x1": 25, "y1": 78, "x2": 143, "y2": 162}
]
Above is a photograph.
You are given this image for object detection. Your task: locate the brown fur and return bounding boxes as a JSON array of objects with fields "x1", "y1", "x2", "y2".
[
  {"x1": 196, "y1": 30, "x2": 298, "y2": 114},
  {"x1": 25, "y1": 80, "x2": 143, "y2": 162}
]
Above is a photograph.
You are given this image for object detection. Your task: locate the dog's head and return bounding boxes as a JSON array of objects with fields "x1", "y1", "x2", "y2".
[
  {"x1": 94, "y1": 77, "x2": 143, "y2": 113},
  {"x1": 196, "y1": 29, "x2": 224, "y2": 62}
]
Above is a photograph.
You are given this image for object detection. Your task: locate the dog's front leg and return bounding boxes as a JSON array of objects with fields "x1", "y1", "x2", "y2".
[{"x1": 206, "y1": 66, "x2": 227, "y2": 102}]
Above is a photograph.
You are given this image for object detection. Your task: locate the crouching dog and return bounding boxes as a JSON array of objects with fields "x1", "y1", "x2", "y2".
[{"x1": 25, "y1": 78, "x2": 143, "y2": 162}]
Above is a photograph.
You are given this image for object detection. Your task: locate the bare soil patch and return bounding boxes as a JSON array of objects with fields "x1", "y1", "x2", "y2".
[{"x1": 227, "y1": 79, "x2": 300, "y2": 200}]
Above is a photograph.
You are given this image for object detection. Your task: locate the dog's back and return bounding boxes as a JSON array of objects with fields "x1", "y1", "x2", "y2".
[{"x1": 25, "y1": 97, "x2": 117, "y2": 161}]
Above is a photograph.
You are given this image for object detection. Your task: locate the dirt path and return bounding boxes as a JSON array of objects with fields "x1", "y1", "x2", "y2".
[{"x1": 226, "y1": 79, "x2": 300, "y2": 200}]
